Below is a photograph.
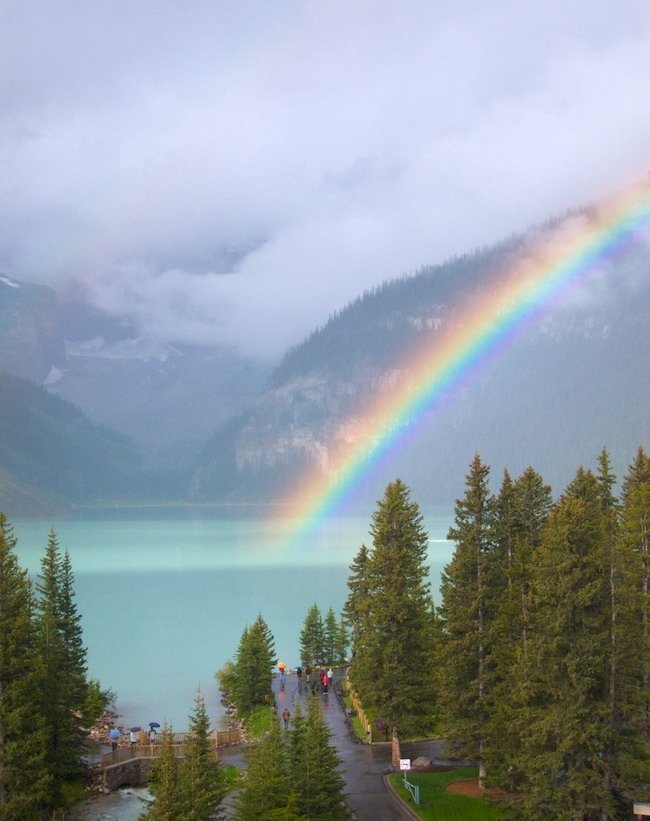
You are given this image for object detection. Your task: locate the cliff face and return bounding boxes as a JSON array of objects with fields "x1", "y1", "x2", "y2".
[
  {"x1": 0, "y1": 277, "x2": 270, "y2": 472},
  {"x1": 2, "y1": 208, "x2": 648, "y2": 511},
  {"x1": 0, "y1": 276, "x2": 65, "y2": 382},
  {"x1": 190, "y1": 225, "x2": 650, "y2": 506}
]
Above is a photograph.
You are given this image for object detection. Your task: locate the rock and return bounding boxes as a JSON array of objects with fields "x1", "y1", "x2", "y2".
[{"x1": 412, "y1": 756, "x2": 432, "y2": 769}]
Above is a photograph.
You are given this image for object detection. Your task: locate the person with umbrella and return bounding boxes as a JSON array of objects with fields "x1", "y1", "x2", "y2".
[
  {"x1": 148, "y1": 722, "x2": 160, "y2": 743},
  {"x1": 109, "y1": 727, "x2": 120, "y2": 753}
]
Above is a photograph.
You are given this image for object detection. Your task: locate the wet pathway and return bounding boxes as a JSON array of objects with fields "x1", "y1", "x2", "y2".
[
  {"x1": 71, "y1": 673, "x2": 446, "y2": 819},
  {"x1": 273, "y1": 671, "x2": 446, "y2": 820}
]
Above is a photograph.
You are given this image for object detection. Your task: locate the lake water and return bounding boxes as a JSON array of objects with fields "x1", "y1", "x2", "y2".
[{"x1": 12, "y1": 506, "x2": 454, "y2": 733}]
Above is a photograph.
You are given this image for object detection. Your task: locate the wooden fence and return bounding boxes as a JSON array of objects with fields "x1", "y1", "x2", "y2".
[
  {"x1": 346, "y1": 684, "x2": 372, "y2": 742},
  {"x1": 101, "y1": 728, "x2": 241, "y2": 769}
]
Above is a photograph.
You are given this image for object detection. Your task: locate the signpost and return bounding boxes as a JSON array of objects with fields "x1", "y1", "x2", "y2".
[{"x1": 399, "y1": 758, "x2": 420, "y2": 806}]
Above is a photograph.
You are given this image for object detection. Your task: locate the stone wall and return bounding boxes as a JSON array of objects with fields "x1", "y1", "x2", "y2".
[{"x1": 103, "y1": 757, "x2": 156, "y2": 791}]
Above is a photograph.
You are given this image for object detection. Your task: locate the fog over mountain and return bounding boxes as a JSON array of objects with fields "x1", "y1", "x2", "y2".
[
  {"x1": 0, "y1": 276, "x2": 269, "y2": 475},
  {"x1": 1, "y1": 2, "x2": 649, "y2": 513},
  {"x1": 1, "y1": 201, "x2": 648, "y2": 515},
  {"x1": 2, "y1": 2, "x2": 650, "y2": 359},
  {"x1": 188, "y1": 214, "x2": 650, "y2": 507}
]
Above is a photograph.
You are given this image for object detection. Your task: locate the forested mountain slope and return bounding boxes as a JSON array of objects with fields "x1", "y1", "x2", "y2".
[
  {"x1": 0, "y1": 372, "x2": 142, "y2": 516},
  {"x1": 190, "y1": 218, "x2": 649, "y2": 505}
]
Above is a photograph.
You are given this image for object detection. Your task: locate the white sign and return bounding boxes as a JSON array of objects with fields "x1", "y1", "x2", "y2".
[{"x1": 399, "y1": 758, "x2": 411, "y2": 771}]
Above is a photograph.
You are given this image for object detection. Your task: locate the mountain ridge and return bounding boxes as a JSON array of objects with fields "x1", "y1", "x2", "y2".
[
  {"x1": 189, "y1": 214, "x2": 649, "y2": 505},
  {"x1": 1, "y1": 207, "x2": 648, "y2": 514}
]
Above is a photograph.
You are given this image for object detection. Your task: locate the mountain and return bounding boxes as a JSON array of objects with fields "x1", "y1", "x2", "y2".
[
  {"x1": 189, "y1": 217, "x2": 650, "y2": 506},
  {"x1": 0, "y1": 372, "x2": 142, "y2": 516},
  {"x1": 2, "y1": 207, "x2": 648, "y2": 513},
  {"x1": 0, "y1": 276, "x2": 270, "y2": 473},
  {"x1": 0, "y1": 275, "x2": 65, "y2": 381}
]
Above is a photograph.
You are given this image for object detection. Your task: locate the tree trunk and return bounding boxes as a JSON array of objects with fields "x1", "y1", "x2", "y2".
[{"x1": 391, "y1": 727, "x2": 401, "y2": 770}]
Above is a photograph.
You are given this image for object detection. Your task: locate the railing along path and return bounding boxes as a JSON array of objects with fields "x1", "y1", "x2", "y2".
[{"x1": 101, "y1": 729, "x2": 241, "y2": 768}]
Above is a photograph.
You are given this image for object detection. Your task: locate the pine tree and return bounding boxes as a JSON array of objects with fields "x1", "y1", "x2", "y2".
[
  {"x1": 343, "y1": 544, "x2": 370, "y2": 650},
  {"x1": 513, "y1": 468, "x2": 617, "y2": 819},
  {"x1": 0, "y1": 513, "x2": 52, "y2": 819},
  {"x1": 287, "y1": 702, "x2": 306, "y2": 773},
  {"x1": 233, "y1": 720, "x2": 300, "y2": 820},
  {"x1": 291, "y1": 695, "x2": 347, "y2": 820},
  {"x1": 139, "y1": 724, "x2": 181, "y2": 820},
  {"x1": 176, "y1": 691, "x2": 225, "y2": 820},
  {"x1": 334, "y1": 615, "x2": 348, "y2": 665},
  {"x1": 620, "y1": 446, "x2": 650, "y2": 743},
  {"x1": 299, "y1": 604, "x2": 325, "y2": 667},
  {"x1": 348, "y1": 479, "x2": 436, "y2": 765},
  {"x1": 35, "y1": 530, "x2": 87, "y2": 786},
  {"x1": 438, "y1": 455, "x2": 495, "y2": 784},
  {"x1": 232, "y1": 615, "x2": 276, "y2": 715},
  {"x1": 483, "y1": 466, "x2": 552, "y2": 789},
  {"x1": 323, "y1": 607, "x2": 338, "y2": 666}
]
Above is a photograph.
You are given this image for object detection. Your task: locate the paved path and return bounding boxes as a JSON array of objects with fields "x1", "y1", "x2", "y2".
[{"x1": 272, "y1": 671, "x2": 448, "y2": 820}]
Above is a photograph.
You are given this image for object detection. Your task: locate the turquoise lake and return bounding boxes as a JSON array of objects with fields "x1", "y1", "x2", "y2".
[{"x1": 12, "y1": 506, "x2": 454, "y2": 732}]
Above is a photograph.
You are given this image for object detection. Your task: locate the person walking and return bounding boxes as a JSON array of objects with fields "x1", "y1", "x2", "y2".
[{"x1": 282, "y1": 707, "x2": 291, "y2": 729}]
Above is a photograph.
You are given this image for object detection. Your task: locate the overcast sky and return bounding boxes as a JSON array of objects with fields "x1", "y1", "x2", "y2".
[{"x1": 1, "y1": 1, "x2": 649, "y2": 359}]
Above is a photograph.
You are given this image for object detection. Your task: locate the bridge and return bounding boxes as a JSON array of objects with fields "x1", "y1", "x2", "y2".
[{"x1": 99, "y1": 729, "x2": 241, "y2": 791}]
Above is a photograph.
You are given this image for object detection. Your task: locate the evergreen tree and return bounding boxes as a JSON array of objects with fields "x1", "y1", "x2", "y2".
[
  {"x1": 287, "y1": 703, "x2": 306, "y2": 774},
  {"x1": 323, "y1": 607, "x2": 338, "y2": 666},
  {"x1": 343, "y1": 544, "x2": 370, "y2": 650},
  {"x1": 139, "y1": 724, "x2": 181, "y2": 820},
  {"x1": 232, "y1": 615, "x2": 276, "y2": 715},
  {"x1": 299, "y1": 605, "x2": 325, "y2": 667},
  {"x1": 438, "y1": 455, "x2": 495, "y2": 784},
  {"x1": 0, "y1": 513, "x2": 52, "y2": 819},
  {"x1": 83, "y1": 678, "x2": 115, "y2": 727},
  {"x1": 290, "y1": 695, "x2": 347, "y2": 820},
  {"x1": 233, "y1": 720, "x2": 301, "y2": 820},
  {"x1": 348, "y1": 479, "x2": 436, "y2": 765},
  {"x1": 483, "y1": 466, "x2": 552, "y2": 789},
  {"x1": 334, "y1": 615, "x2": 348, "y2": 665},
  {"x1": 35, "y1": 530, "x2": 87, "y2": 787},
  {"x1": 513, "y1": 468, "x2": 619, "y2": 819},
  {"x1": 620, "y1": 446, "x2": 650, "y2": 744},
  {"x1": 176, "y1": 691, "x2": 225, "y2": 821},
  {"x1": 58, "y1": 549, "x2": 88, "y2": 711}
]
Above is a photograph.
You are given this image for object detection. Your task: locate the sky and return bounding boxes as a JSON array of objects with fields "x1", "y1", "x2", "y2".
[{"x1": 1, "y1": 1, "x2": 649, "y2": 360}]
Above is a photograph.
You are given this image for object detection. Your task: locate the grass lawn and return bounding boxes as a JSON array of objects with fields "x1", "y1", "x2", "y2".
[{"x1": 388, "y1": 767, "x2": 503, "y2": 820}]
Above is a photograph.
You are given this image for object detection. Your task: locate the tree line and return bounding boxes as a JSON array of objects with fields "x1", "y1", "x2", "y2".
[
  {"x1": 4, "y1": 443, "x2": 646, "y2": 819},
  {"x1": 0, "y1": 515, "x2": 113, "y2": 819},
  {"x1": 343, "y1": 447, "x2": 650, "y2": 819},
  {"x1": 214, "y1": 611, "x2": 348, "y2": 819}
]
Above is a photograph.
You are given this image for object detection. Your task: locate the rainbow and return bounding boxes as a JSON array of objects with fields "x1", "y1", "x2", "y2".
[{"x1": 273, "y1": 178, "x2": 650, "y2": 537}]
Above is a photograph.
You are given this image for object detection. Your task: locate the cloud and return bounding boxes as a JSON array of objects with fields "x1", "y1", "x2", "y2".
[{"x1": 1, "y1": 1, "x2": 649, "y2": 358}]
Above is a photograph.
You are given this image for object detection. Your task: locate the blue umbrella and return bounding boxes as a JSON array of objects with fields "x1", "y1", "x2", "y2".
[
  {"x1": 148, "y1": 722, "x2": 161, "y2": 729},
  {"x1": 109, "y1": 728, "x2": 120, "y2": 740}
]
